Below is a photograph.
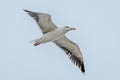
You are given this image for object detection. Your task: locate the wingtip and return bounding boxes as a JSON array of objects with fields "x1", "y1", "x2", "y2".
[
  {"x1": 81, "y1": 62, "x2": 85, "y2": 73},
  {"x1": 22, "y1": 9, "x2": 31, "y2": 12}
]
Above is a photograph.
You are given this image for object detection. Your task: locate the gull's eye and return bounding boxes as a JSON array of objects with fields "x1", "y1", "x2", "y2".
[{"x1": 66, "y1": 26, "x2": 69, "y2": 28}]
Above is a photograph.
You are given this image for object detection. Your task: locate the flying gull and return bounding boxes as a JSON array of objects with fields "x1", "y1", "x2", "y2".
[{"x1": 24, "y1": 10, "x2": 85, "y2": 73}]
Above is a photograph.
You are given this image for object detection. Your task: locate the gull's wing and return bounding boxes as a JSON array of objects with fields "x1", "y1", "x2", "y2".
[
  {"x1": 24, "y1": 10, "x2": 85, "y2": 73},
  {"x1": 24, "y1": 9, "x2": 57, "y2": 33},
  {"x1": 54, "y1": 36, "x2": 85, "y2": 73}
]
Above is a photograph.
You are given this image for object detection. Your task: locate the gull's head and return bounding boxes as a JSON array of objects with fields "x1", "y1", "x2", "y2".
[{"x1": 62, "y1": 26, "x2": 76, "y2": 32}]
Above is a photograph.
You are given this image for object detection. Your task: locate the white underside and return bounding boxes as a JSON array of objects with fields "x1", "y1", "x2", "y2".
[{"x1": 33, "y1": 28, "x2": 66, "y2": 44}]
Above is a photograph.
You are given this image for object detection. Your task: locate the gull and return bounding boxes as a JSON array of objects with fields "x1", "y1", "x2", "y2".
[
  {"x1": 32, "y1": 26, "x2": 76, "y2": 46},
  {"x1": 24, "y1": 9, "x2": 85, "y2": 73}
]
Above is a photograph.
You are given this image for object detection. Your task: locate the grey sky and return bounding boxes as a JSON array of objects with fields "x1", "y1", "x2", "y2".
[{"x1": 0, "y1": 0, "x2": 120, "y2": 80}]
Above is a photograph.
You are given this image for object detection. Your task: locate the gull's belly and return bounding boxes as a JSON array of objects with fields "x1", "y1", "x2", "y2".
[{"x1": 41, "y1": 31, "x2": 64, "y2": 43}]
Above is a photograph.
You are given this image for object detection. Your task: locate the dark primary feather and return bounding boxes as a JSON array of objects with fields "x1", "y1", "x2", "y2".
[
  {"x1": 24, "y1": 9, "x2": 39, "y2": 22},
  {"x1": 55, "y1": 43, "x2": 85, "y2": 73}
]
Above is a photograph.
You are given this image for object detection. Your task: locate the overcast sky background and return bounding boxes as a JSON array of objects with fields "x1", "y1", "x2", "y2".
[{"x1": 0, "y1": 0, "x2": 120, "y2": 80}]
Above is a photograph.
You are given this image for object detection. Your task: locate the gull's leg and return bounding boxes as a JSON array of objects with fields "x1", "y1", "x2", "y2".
[
  {"x1": 34, "y1": 41, "x2": 40, "y2": 46},
  {"x1": 31, "y1": 34, "x2": 51, "y2": 46},
  {"x1": 30, "y1": 38, "x2": 42, "y2": 46}
]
